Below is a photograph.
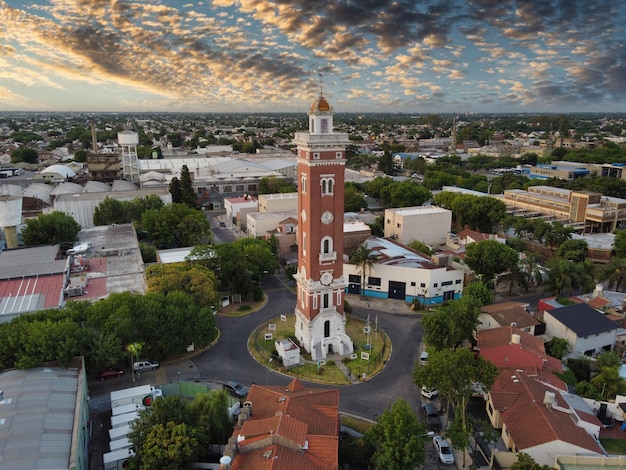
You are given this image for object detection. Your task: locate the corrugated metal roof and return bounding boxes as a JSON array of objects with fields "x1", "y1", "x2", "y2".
[{"x1": 0, "y1": 367, "x2": 79, "y2": 470}]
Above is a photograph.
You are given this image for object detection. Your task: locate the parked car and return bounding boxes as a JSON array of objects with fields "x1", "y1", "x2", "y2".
[
  {"x1": 419, "y1": 351, "x2": 429, "y2": 365},
  {"x1": 421, "y1": 386, "x2": 438, "y2": 399},
  {"x1": 133, "y1": 360, "x2": 160, "y2": 372},
  {"x1": 97, "y1": 368, "x2": 125, "y2": 380},
  {"x1": 421, "y1": 402, "x2": 438, "y2": 417},
  {"x1": 433, "y1": 435, "x2": 455, "y2": 465},
  {"x1": 223, "y1": 381, "x2": 249, "y2": 398},
  {"x1": 421, "y1": 402, "x2": 441, "y2": 431}
]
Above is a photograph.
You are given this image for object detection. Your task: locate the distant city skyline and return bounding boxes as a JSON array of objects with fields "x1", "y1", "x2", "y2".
[{"x1": 1, "y1": 1, "x2": 625, "y2": 114}]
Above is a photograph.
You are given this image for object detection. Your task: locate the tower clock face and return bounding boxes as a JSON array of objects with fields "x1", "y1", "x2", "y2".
[
  {"x1": 321, "y1": 272, "x2": 333, "y2": 285},
  {"x1": 321, "y1": 210, "x2": 334, "y2": 225}
]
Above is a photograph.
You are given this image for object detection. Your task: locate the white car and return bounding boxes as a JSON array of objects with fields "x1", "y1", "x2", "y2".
[
  {"x1": 433, "y1": 435, "x2": 455, "y2": 465},
  {"x1": 421, "y1": 386, "x2": 438, "y2": 399}
]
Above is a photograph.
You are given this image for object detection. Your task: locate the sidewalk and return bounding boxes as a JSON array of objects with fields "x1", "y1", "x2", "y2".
[{"x1": 346, "y1": 293, "x2": 415, "y2": 314}]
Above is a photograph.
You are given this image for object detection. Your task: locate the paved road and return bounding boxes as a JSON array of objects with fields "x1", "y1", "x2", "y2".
[{"x1": 190, "y1": 273, "x2": 426, "y2": 419}]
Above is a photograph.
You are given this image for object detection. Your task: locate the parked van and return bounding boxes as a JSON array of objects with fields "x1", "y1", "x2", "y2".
[{"x1": 133, "y1": 360, "x2": 159, "y2": 372}]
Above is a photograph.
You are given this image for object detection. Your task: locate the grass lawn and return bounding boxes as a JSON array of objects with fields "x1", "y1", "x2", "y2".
[
  {"x1": 341, "y1": 415, "x2": 374, "y2": 435},
  {"x1": 248, "y1": 313, "x2": 390, "y2": 385},
  {"x1": 600, "y1": 438, "x2": 626, "y2": 454}
]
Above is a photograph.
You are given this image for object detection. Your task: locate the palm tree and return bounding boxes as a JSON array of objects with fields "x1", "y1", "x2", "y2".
[
  {"x1": 350, "y1": 243, "x2": 377, "y2": 299},
  {"x1": 520, "y1": 251, "x2": 544, "y2": 288},
  {"x1": 601, "y1": 257, "x2": 626, "y2": 292}
]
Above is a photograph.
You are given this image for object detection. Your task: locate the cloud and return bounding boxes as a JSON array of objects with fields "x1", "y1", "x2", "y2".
[{"x1": 0, "y1": 0, "x2": 623, "y2": 111}]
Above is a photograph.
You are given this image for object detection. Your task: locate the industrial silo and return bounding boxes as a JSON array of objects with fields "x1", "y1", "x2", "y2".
[{"x1": 0, "y1": 195, "x2": 23, "y2": 248}]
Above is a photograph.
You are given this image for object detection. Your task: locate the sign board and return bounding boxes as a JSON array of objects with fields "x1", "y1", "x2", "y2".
[
  {"x1": 280, "y1": 314, "x2": 287, "y2": 322},
  {"x1": 264, "y1": 333, "x2": 273, "y2": 341},
  {"x1": 361, "y1": 352, "x2": 370, "y2": 361},
  {"x1": 268, "y1": 324, "x2": 276, "y2": 331},
  {"x1": 363, "y1": 326, "x2": 370, "y2": 334}
]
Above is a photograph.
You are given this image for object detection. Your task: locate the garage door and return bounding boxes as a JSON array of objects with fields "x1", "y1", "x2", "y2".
[{"x1": 388, "y1": 281, "x2": 406, "y2": 300}]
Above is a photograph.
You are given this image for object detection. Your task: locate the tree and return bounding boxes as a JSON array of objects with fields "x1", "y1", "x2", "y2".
[
  {"x1": 137, "y1": 421, "x2": 199, "y2": 470},
  {"x1": 545, "y1": 337, "x2": 570, "y2": 359},
  {"x1": 364, "y1": 399, "x2": 428, "y2": 470},
  {"x1": 10, "y1": 147, "x2": 38, "y2": 164},
  {"x1": 344, "y1": 184, "x2": 367, "y2": 212},
  {"x1": 350, "y1": 244, "x2": 378, "y2": 298},
  {"x1": 464, "y1": 240, "x2": 518, "y2": 285},
  {"x1": 595, "y1": 350, "x2": 622, "y2": 370},
  {"x1": 614, "y1": 230, "x2": 626, "y2": 258},
  {"x1": 93, "y1": 197, "x2": 127, "y2": 226},
  {"x1": 146, "y1": 263, "x2": 220, "y2": 307},
  {"x1": 73, "y1": 149, "x2": 88, "y2": 162},
  {"x1": 379, "y1": 180, "x2": 431, "y2": 208},
  {"x1": 463, "y1": 281, "x2": 493, "y2": 306},
  {"x1": 545, "y1": 259, "x2": 595, "y2": 297},
  {"x1": 511, "y1": 452, "x2": 552, "y2": 470},
  {"x1": 451, "y1": 194, "x2": 507, "y2": 233},
  {"x1": 413, "y1": 347, "x2": 498, "y2": 468},
  {"x1": 169, "y1": 177, "x2": 183, "y2": 204},
  {"x1": 601, "y1": 256, "x2": 626, "y2": 291},
  {"x1": 141, "y1": 204, "x2": 211, "y2": 247},
  {"x1": 21, "y1": 211, "x2": 81, "y2": 246},
  {"x1": 421, "y1": 297, "x2": 482, "y2": 350},
  {"x1": 179, "y1": 165, "x2": 197, "y2": 208},
  {"x1": 557, "y1": 239, "x2": 587, "y2": 262}
]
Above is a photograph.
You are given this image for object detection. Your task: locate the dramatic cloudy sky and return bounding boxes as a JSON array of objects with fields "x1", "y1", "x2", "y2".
[{"x1": 1, "y1": 0, "x2": 625, "y2": 113}]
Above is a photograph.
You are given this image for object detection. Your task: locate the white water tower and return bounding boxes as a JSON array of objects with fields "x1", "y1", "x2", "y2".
[
  {"x1": 118, "y1": 130, "x2": 140, "y2": 184},
  {"x1": 0, "y1": 195, "x2": 22, "y2": 248}
]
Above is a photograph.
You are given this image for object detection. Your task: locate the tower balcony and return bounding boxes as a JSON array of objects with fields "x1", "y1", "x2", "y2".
[{"x1": 319, "y1": 251, "x2": 337, "y2": 263}]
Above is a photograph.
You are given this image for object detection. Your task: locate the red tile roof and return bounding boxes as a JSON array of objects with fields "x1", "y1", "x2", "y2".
[
  {"x1": 490, "y1": 370, "x2": 602, "y2": 454},
  {"x1": 480, "y1": 302, "x2": 539, "y2": 329},
  {"x1": 231, "y1": 378, "x2": 339, "y2": 470}
]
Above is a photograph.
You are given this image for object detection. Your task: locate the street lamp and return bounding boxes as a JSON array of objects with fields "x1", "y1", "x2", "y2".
[
  {"x1": 267, "y1": 358, "x2": 273, "y2": 385},
  {"x1": 418, "y1": 431, "x2": 435, "y2": 438}
]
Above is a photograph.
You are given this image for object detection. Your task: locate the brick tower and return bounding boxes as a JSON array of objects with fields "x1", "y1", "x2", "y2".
[{"x1": 292, "y1": 93, "x2": 353, "y2": 361}]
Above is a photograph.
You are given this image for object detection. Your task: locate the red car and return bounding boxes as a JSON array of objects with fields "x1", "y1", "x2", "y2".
[{"x1": 97, "y1": 368, "x2": 125, "y2": 380}]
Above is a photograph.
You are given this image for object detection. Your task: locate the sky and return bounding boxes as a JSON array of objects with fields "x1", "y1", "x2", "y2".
[{"x1": 1, "y1": 0, "x2": 626, "y2": 114}]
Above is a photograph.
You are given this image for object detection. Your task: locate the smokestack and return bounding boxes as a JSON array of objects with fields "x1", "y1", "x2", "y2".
[{"x1": 91, "y1": 121, "x2": 98, "y2": 153}]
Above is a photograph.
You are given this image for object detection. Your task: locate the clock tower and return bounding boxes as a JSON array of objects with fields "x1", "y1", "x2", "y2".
[{"x1": 292, "y1": 93, "x2": 353, "y2": 361}]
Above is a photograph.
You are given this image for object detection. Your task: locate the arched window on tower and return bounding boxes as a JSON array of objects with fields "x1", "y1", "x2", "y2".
[
  {"x1": 319, "y1": 236, "x2": 336, "y2": 262},
  {"x1": 301, "y1": 174, "x2": 307, "y2": 194},
  {"x1": 321, "y1": 176, "x2": 335, "y2": 196}
]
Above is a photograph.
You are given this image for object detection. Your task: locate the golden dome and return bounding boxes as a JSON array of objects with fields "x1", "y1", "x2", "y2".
[{"x1": 310, "y1": 95, "x2": 331, "y2": 113}]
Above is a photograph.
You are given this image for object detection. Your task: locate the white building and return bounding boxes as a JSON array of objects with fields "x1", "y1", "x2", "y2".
[
  {"x1": 247, "y1": 210, "x2": 296, "y2": 238},
  {"x1": 344, "y1": 237, "x2": 464, "y2": 305},
  {"x1": 224, "y1": 195, "x2": 258, "y2": 231},
  {"x1": 257, "y1": 192, "x2": 298, "y2": 212},
  {"x1": 544, "y1": 303, "x2": 619, "y2": 358},
  {"x1": 384, "y1": 206, "x2": 452, "y2": 247}
]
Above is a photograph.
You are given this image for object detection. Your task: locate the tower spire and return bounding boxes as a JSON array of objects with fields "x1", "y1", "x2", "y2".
[{"x1": 318, "y1": 72, "x2": 324, "y2": 97}]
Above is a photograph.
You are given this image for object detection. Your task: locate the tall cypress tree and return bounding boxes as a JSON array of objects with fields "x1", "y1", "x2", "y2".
[
  {"x1": 180, "y1": 165, "x2": 197, "y2": 208},
  {"x1": 169, "y1": 177, "x2": 182, "y2": 203}
]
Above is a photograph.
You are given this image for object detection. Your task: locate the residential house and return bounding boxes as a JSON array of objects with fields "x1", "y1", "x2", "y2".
[
  {"x1": 487, "y1": 370, "x2": 604, "y2": 467},
  {"x1": 225, "y1": 378, "x2": 339, "y2": 470},
  {"x1": 478, "y1": 302, "x2": 540, "y2": 334},
  {"x1": 544, "y1": 303, "x2": 619, "y2": 358}
]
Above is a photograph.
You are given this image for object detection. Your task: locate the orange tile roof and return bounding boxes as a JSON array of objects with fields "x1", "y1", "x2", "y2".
[
  {"x1": 231, "y1": 378, "x2": 339, "y2": 470},
  {"x1": 490, "y1": 370, "x2": 602, "y2": 454},
  {"x1": 480, "y1": 302, "x2": 540, "y2": 329}
]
